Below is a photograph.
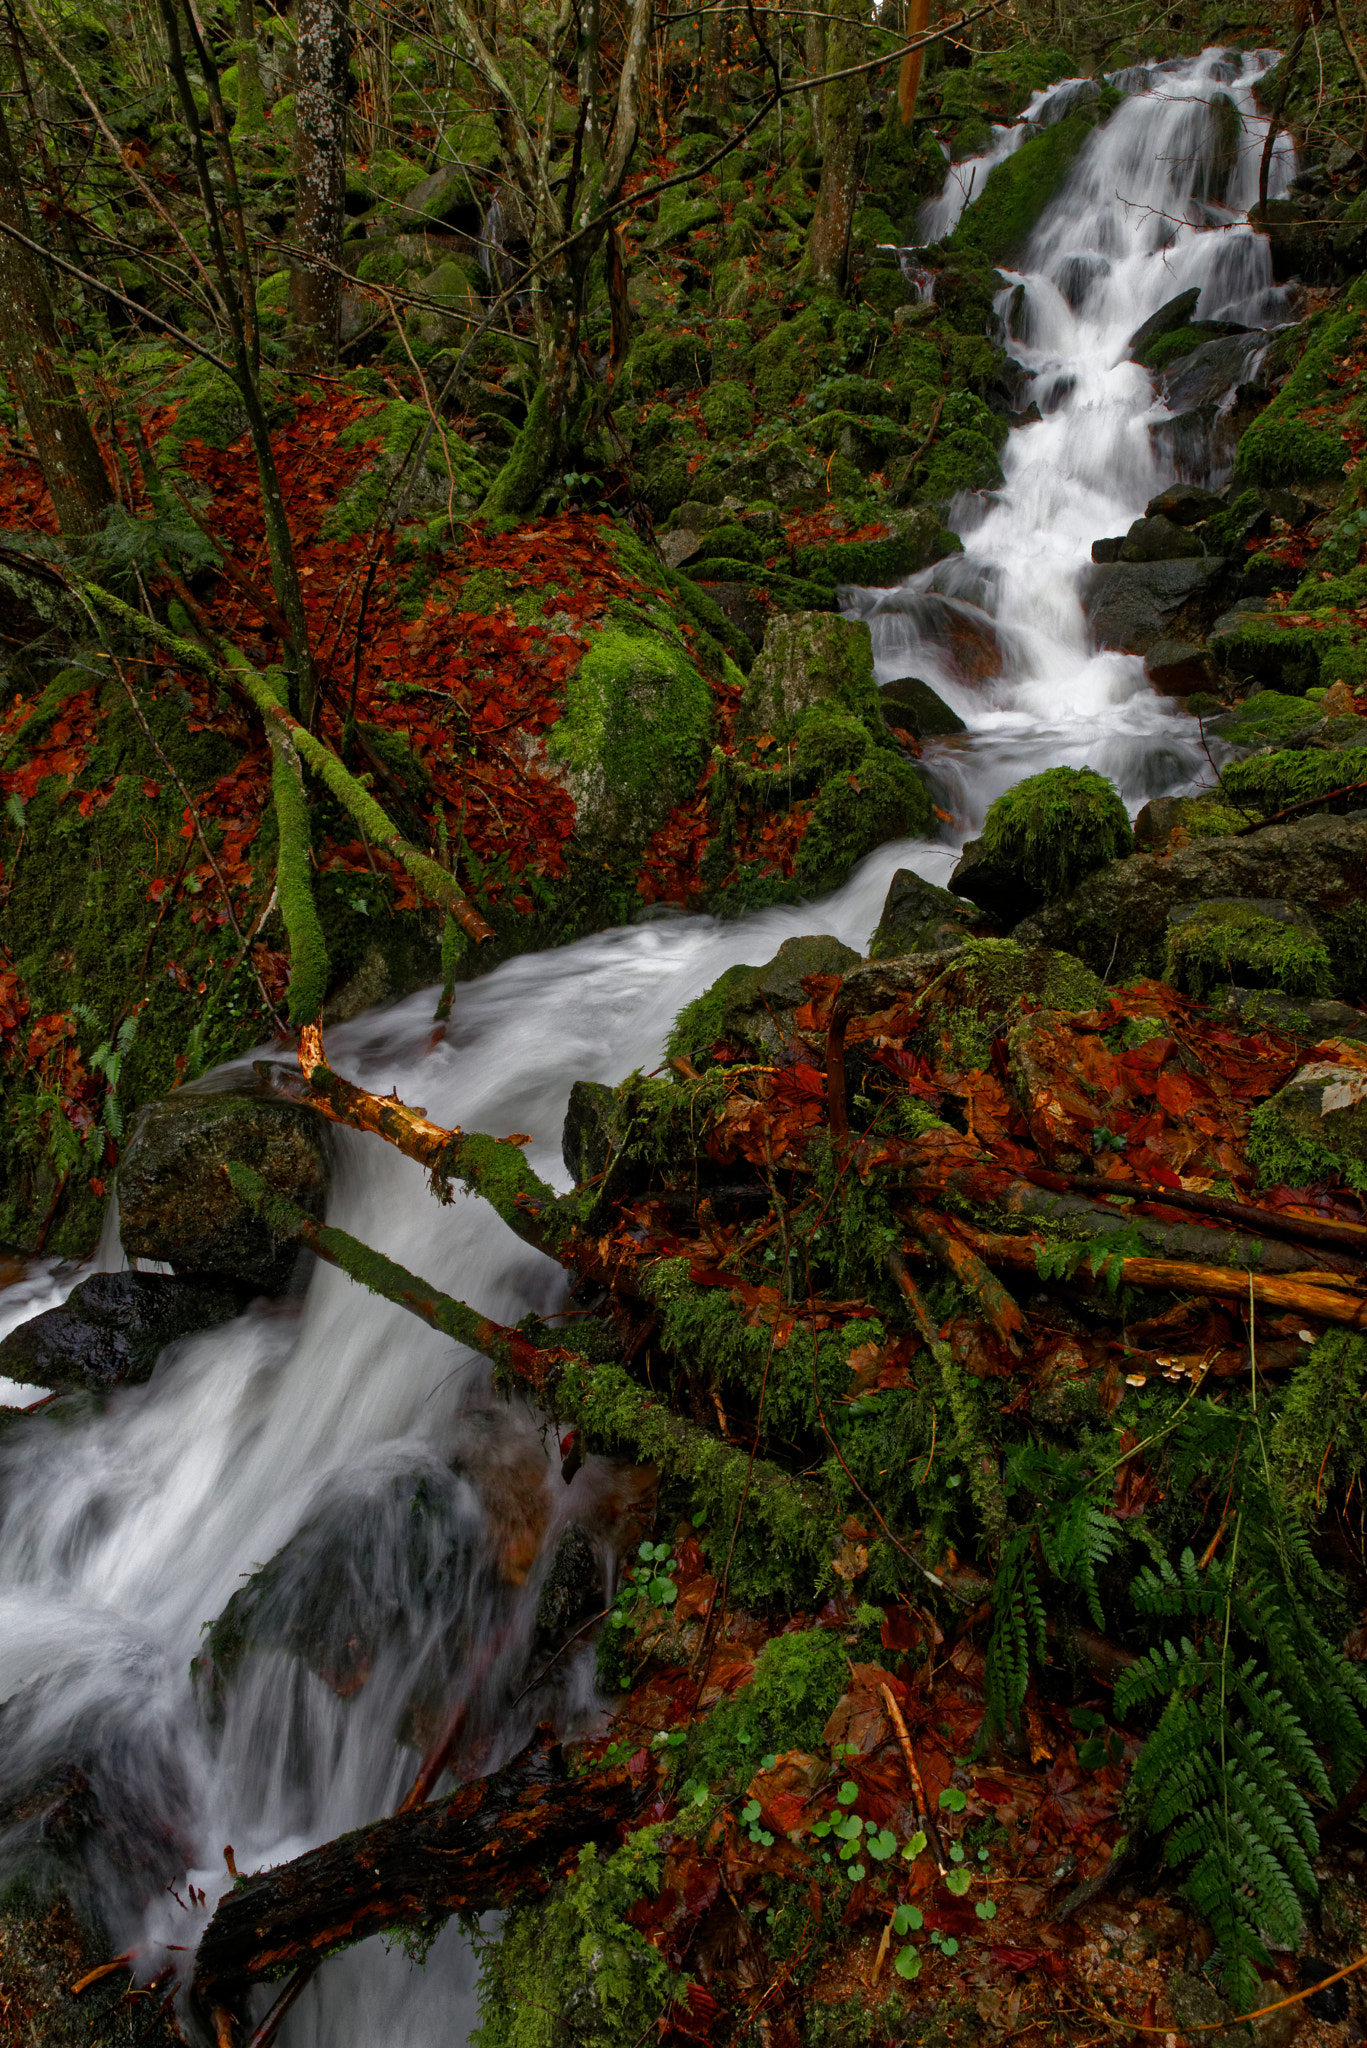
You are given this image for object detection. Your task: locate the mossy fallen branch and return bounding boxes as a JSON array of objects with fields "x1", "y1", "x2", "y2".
[{"x1": 258, "y1": 669, "x2": 329, "y2": 1025}]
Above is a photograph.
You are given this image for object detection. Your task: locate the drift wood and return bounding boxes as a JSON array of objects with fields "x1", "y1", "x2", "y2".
[{"x1": 191, "y1": 1729, "x2": 638, "y2": 2001}]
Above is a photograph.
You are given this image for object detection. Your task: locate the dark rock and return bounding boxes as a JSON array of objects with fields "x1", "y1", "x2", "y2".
[
  {"x1": 1013, "y1": 812, "x2": 1367, "y2": 982},
  {"x1": 1127, "y1": 288, "x2": 1201, "y2": 360},
  {"x1": 532, "y1": 1524, "x2": 602, "y2": 1653},
  {"x1": 1161, "y1": 331, "x2": 1268, "y2": 415},
  {"x1": 391, "y1": 163, "x2": 479, "y2": 230},
  {"x1": 1149, "y1": 402, "x2": 1220, "y2": 478},
  {"x1": 1143, "y1": 637, "x2": 1215, "y2": 695},
  {"x1": 1164, "y1": 897, "x2": 1330, "y2": 998},
  {"x1": 694, "y1": 580, "x2": 771, "y2": 651},
  {"x1": 869, "y1": 869, "x2": 976, "y2": 959},
  {"x1": 1144, "y1": 484, "x2": 1226, "y2": 526},
  {"x1": 118, "y1": 1092, "x2": 331, "y2": 1295},
  {"x1": 1251, "y1": 196, "x2": 1338, "y2": 285},
  {"x1": 562, "y1": 1081, "x2": 618, "y2": 1188},
  {"x1": 879, "y1": 674, "x2": 966, "y2": 737},
  {"x1": 1133, "y1": 795, "x2": 1229, "y2": 849},
  {"x1": 1091, "y1": 536, "x2": 1124, "y2": 564},
  {"x1": 1119, "y1": 515, "x2": 1203, "y2": 563},
  {"x1": 0, "y1": 1271, "x2": 250, "y2": 1394},
  {"x1": 1301, "y1": 1956, "x2": 1351, "y2": 2024},
  {"x1": 1083, "y1": 558, "x2": 1233, "y2": 655},
  {"x1": 669, "y1": 934, "x2": 861, "y2": 1065},
  {"x1": 949, "y1": 834, "x2": 1037, "y2": 925},
  {"x1": 1221, "y1": 986, "x2": 1367, "y2": 1042}
]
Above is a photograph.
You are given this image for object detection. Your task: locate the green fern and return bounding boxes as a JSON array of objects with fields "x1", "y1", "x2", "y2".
[{"x1": 984, "y1": 1531, "x2": 1046, "y2": 1738}]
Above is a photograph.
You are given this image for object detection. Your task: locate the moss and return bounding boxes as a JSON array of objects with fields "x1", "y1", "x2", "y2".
[
  {"x1": 1207, "y1": 690, "x2": 1321, "y2": 750},
  {"x1": 793, "y1": 704, "x2": 870, "y2": 783},
  {"x1": 472, "y1": 1828, "x2": 675, "y2": 2048},
  {"x1": 752, "y1": 315, "x2": 828, "y2": 413},
  {"x1": 686, "y1": 1628, "x2": 847, "y2": 1788},
  {"x1": 1211, "y1": 611, "x2": 1367, "y2": 695},
  {"x1": 480, "y1": 382, "x2": 554, "y2": 520},
  {"x1": 156, "y1": 359, "x2": 253, "y2": 464},
  {"x1": 1220, "y1": 746, "x2": 1367, "y2": 816},
  {"x1": 948, "y1": 106, "x2": 1104, "y2": 264},
  {"x1": 917, "y1": 428, "x2": 1004, "y2": 503},
  {"x1": 702, "y1": 378, "x2": 755, "y2": 438},
  {"x1": 939, "y1": 937, "x2": 1102, "y2": 1072},
  {"x1": 547, "y1": 624, "x2": 714, "y2": 853},
  {"x1": 1322, "y1": 902, "x2": 1367, "y2": 1001},
  {"x1": 1248, "y1": 1095, "x2": 1367, "y2": 1196},
  {"x1": 978, "y1": 767, "x2": 1133, "y2": 903},
  {"x1": 665, "y1": 960, "x2": 757, "y2": 1064},
  {"x1": 795, "y1": 750, "x2": 932, "y2": 890},
  {"x1": 1163, "y1": 901, "x2": 1333, "y2": 1000},
  {"x1": 1234, "y1": 416, "x2": 1349, "y2": 487},
  {"x1": 628, "y1": 328, "x2": 711, "y2": 396},
  {"x1": 324, "y1": 398, "x2": 487, "y2": 540},
  {"x1": 1140, "y1": 325, "x2": 1215, "y2": 372},
  {"x1": 1271, "y1": 1332, "x2": 1367, "y2": 1517}
]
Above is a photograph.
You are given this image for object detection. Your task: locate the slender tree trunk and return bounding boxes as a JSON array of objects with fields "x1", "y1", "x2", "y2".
[
  {"x1": 0, "y1": 98, "x2": 113, "y2": 538},
  {"x1": 807, "y1": 0, "x2": 867, "y2": 290},
  {"x1": 898, "y1": 0, "x2": 930, "y2": 123},
  {"x1": 290, "y1": 0, "x2": 350, "y2": 359},
  {"x1": 234, "y1": 0, "x2": 267, "y2": 134},
  {"x1": 805, "y1": 4, "x2": 826, "y2": 144}
]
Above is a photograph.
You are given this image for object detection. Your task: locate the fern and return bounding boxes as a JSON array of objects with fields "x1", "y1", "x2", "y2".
[{"x1": 984, "y1": 1531, "x2": 1046, "y2": 1738}]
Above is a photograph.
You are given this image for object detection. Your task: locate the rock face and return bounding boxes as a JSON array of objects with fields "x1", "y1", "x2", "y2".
[
  {"x1": 1013, "y1": 813, "x2": 1367, "y2": 982},
  {"x1": 532, "y1": 1523, "x2": 602, "y2": 1654},
  {"x1": 546, "y1": 624, "x2": 714, "y2": 854},
  {"x1": 1250, "y1": 1058, "x2": 1367, "y2": 1193},
  {"x1": 878, "y1": 675, "x2": 967, "y2": 737},
  {"x1": 118, "y1": 1092, "x2": 331, "y2": 1294},
  {"x1": 0, "y1": 1272, "x2": 249, "y2": 1394},
  {"x1": 1127, "y1": 288, "x2": 1201, "y2": 358},
  {"x1": 1162, "y1": 898, "x2": 1332, "y2": 999},
  {"x1": 869, "y1": 870, "x2": 976, "y2": 958},
  {"x1": 738, "y1": 611, "x2": 879, "y2": 736},
  {"x1": 1082, "y1": 558, "x2": 1233, "y2": 654},
  {"x1": 1119, "y1": 514, "x2": 1204, "y2": 563},
  {"x1": 562, "y1": 1080, "x2": 617, "y2": 1187}
]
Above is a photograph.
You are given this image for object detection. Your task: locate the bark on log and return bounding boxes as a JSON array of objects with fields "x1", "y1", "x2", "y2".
[{"x1": 192, "y1": 1729, "x2": 638, "y2": 1998}]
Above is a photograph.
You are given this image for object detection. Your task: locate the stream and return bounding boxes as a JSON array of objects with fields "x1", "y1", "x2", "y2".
[{"x1": 0, "y1": 46, "x2": 1297, "y2": 2045}]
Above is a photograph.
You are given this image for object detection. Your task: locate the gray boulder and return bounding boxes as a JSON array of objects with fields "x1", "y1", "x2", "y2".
[
  {"x1": 1127, "y1": 288, "x2": 1200, "y2": 360},
  {"x1": 0, "y1": 1271, "x2": 249, "y2": 1394},
  {"x1": 878, "y1": 674, "x2": 966, "y2": 737},
  {"x1": 738, "y1": 611, "x2": 879, "y2": 737},
  {"x1": 1145, "y1": 483, "x2": 1225, "y2": 526},
  {"x1": 870, "y1": 869, "x2": 976, "y2": 958},
  {"x1": 1119, "y1": 514, "x2": 1204, "y2": 563},
  {"x1": 1143, "y1": 637, "x2": 1215, "y2": 694},
  {"x1": 1083, "y1": 557, "x2": 1233, "y2": 654},
  {"x1": 1250, "y1": 1057, "x2": 1367, "y2": 1193},
  {"x1": 667, "y1": 933, "x2": 861, "y2": 1066},
  {"x1": 118, "y1": 1091, "x2": 331, "y2": 1294}
]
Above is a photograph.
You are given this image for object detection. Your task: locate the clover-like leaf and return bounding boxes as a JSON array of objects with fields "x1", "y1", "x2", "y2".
[
  {"x1": 938, "y1": 1787, "x2": 967, "y2": 1813},
  {"x1": 867, "y1": 1830, "x2": 897, "y2": 1862},
  {"x1": 894, "y1": 1945, "x2": 922, "y2": 1980},
  {"x1": 975, "y1": 1898, "x2": 998, "y2": 1921},
  {"x1": 836, "y1": 1780, "x2": 859, "y2": 1806},
  {"x1": 740, "y1": 1800, "x2": 761, "y2": 1824},
  {"x1": 892, "y1": 1904, "x2": 924, "y2": 1936},
  {"x1": 945, "y1": 1868, "x2": 972, "y2": 1896},
  {"x1": 902, "y1": 1830, "x2": 928, "y2": 1861}
]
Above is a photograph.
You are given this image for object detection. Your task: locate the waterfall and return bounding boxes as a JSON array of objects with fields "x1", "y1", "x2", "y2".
[{"x1": 0, "y1": 46, "x2": 1298, "y2": 2045}]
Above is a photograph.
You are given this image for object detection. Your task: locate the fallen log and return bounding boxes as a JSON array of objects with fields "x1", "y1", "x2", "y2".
[
  {"x1": 1035, "y1": 1170, "x2": 1367, "y2": 1265},
  {"x1": 192, "y1": 1728, "x2": 638, "y2": 2001}
]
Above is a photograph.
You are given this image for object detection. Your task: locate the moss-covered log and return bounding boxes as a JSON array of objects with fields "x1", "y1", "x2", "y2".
[
  {"x1": 191, "y1": 1728, "x2": 639, "y2": 2000},
  {"x1": 259, "y1": 671, "x2": 330, "y2": 1025}
]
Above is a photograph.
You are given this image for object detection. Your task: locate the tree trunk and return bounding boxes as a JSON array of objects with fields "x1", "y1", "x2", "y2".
[
  {"x1": 0, "y1": 99, "x2": 113, "y2": 538},
  {"x1": 805, "y1": 4, "x2": 827, "y2": 146},
  {"x1": 234, "y1": 0, "x2": 267, "y2": 135},
  {"x1": 192, "y1": 1730, "x2": 640, "y2": 2001},
  {"x1": 807, "y1": 0, "x2": 868, "y2": 291},
  {"x1": 290, "y1": 0, "x2": 350, "y2": 359},
  {"x1": 897, "y1": 0, "x2": 930, "y2": 123}
]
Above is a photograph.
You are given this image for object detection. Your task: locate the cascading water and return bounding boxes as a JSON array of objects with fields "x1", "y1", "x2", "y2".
[{"x1": 0, "y1": 47, "x2": 1299, "y2": 2045}]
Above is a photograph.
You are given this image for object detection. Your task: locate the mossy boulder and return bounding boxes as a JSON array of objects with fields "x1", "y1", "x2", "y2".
[
  {"x1": 1250, "y1": 1057, "x2": 1367, "y2": 1194},
  {"x1": 547, "y1": 625, "x2": 714, "y2": 854},
  {"x1": 879, "y1": 674, "x2": 966, "y2": 737},
  {"x1": 948, "y1": 104, "x2": 1107, "y2": 264},
  {"x1": 562, "y1": 1079, "x2": 619, "y2": 1187},
  {"x1": 1132, "y1": 794, "x2": 1243, "y2": 849},
  {"x1": 903, "y1": 937, "x2": 1102, "y2": 1072},
  {"x1": 796, "y1": 749, "x2": 933, "y2": 885},
  {"x1": 118, "y1": 1091, "x2": 331, "y2": 1294},
  {"x1": 1206, "y1": 690, "x2": 1324, "y2": 751},
  {"x1": 1163, "y1": 898, "x2": 1333, "y2": 1000},
  {"x1": 738, "y1": 611, "x2": 879, "y2": 738},
  {"x1": 790, "y1": 510, "x2": 959, "y2": 592},
  {"x1": 628, "y1": 330, "x2": 711, "y2": 396},
  {"x1": 702, "y1": 379, "x2": 756, "y2": 438},
  {"x1": 0, "y1": 1272, "x2": 249, "y2": 1394},
  {"x1": 949, "y1": 767, "x2": 1133, "y2": 925},
  {"x1": 869, "y1": 869, "x2": 975, "y2": 958},
  {"x1": 1220, "y1": 746, "x2": 1367, "y2": 817},
  {"x1": 323, "y1": 398, "x2": 487, "y2": 540},
  {"x1": 667, "y1": 934, "x2": 860, "y2": 1066}
]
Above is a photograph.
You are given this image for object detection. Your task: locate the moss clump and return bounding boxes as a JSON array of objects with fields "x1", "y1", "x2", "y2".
[
  {"x1": 1210, "y1": 611, "x2": 1367, "y2": 696},
  {"x1": 1272, "y1": 1332, "x2": 1367, "y2": 1518},
  {"x1": 702, "y1": 378, "x2": 756, "y2": 438},
  {"x1": 1139, "y1": 325, "x2": 1213, "y2": 372},
  {"x1": 948, "y1": 105, "x2": 1106, "y2": 263},
  {"x1": 480, "y1": 382, "x2": 554, "y2": 520},
  {"x1": 1249, "y1": 1066, "x2": 1367, "y2": 1194},
  {"x1": 686, "y1": 1628, "x2": 847, "y2": 1789},
  {"x1": 978, "y1": 767, "x2": 1133, "y2": 904},
  {"x1": 1163, "y1": 901, "x2": 1333, "y2": 1000},
  {"x1": 324, "y1": 398, "x2": 487, "y2": 540},
  {"x1": 1220, "y1": 746, "x2": 1367, "y2": 816},
  {"x1": 796, "y1": 749, "x2": 932, "y2": 888},
  {"x1": 1235, "y1": 307, "x2": 1358, "y2": 486},
  {"x1": 628, "y1": 328, "x2": 711, "y2": 395},
  {"x1": 1207, "y1": 691, "x2": 1322, "y2": 750},
  {"x1": 547, "y1": 624, "x2": 714, "y2": 853},
  {"x1": 156, "y1": 359, "x2": 257, "y2": 463},
  {"x1": 939, "y1": 938, "x2": 1102, "y2": 1070},
  {"x1": 472, "y1": 1828, "x2": 675, "y2": 2048}
]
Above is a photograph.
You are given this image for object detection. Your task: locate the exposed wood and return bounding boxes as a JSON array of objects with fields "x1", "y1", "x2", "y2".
[
  {"x1": 902, "y1": 1206, "x2": 1028, "y2": 1355},
  {"x1": 1041, "y1": 1171, "x2": 1367, "y2": 1263},
  {"x1": 192, "y1": 1729, "x2": 639, "y2": 1999}
]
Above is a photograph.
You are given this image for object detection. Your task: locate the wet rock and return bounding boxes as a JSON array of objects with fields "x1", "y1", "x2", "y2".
[
  {"x1": 1083, "y1": 557, "x2": 1233, "y2": 655},
  {"x1": 1143, "y1": 637, "x2": 1216, "y2": 694},
  {"x1": 1119, "y1": 514, "x2": 1204, "y2": 563},
  {"x1": 1162, "y1": 332, "x2": 1268, "y2": 415},
  {"x1": 1145, "y1": 483, "x2": 1225, "y2": 526},
  {"x1": 118, "y1": 1092, "x2": 331, "y2": 1295},
  {"x1": 1250, "y1": 1055, "x2": 1367, "y2": 1193},
  {"x1": 0, "y1": 1271, "x2": 250, "y2": 1394},
  {"x1": 869, "y1": 870, "x2": 976, "y2": 959},
  {"x1": 0, "y1": 1880, "x2": 182, "y2": 2047},
  {"x1": 892, "y1": 939, "x2": 1101, "y2": 1073},
  {"x1": 878, "y1": 674, "x2": 966, "y2": 737},
  {"x1": 738, "y1": 611, "x2": 879, "y2": 737},
  {"x1": 693, "y1": 579, "x2": 771, "y2": 652},
  {"x1": 1126, "y1": 287, "x2": 1200, "y2": 360},
  {"x1": 1164, "y1": 897, "x2": 1332, "y2": 999},
  {"x1": 532, "y1": 1523, "x2": 602, "y2": 1653},
  {"x1": 949, "y1": 766, "x2": 1133, "y2": 926},
  {"x1": 1133, "y1": 793, "x2": 1239, "y2": 849},
  {"x1": 1149, "y1": 401, "x2": 1220, "y2": 478},
  {"x1": 562, "y1": 1081, "x2": 618, "y2": 1188},
  {"x1": 668, "y1": 934, "x2": 861, "y2": 1066},
  {"x1": 1221, "y1": 986, "x2": 1367, "y2": 1043},
  {"x1": 1090, "y1": 536, "x2": 1124, "y2": 563},
  {"x1": 1014, "y1": 812, "x2": 1367, "y2": 982}
]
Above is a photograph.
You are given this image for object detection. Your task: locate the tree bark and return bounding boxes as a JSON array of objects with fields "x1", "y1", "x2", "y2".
[
  {"x1": 290, "y1": 0, "x2": 350, "y2": 359},
  {"x1": 897, "y1": 0, "x2": 930, "y2": 123},
  {"x1": 807, "y1": 0, "x2": 868, "y2": 290},
  {"x1": 234, "y1": 0, "x2": 267, "y2": 135},
  {"x1": 192, "y1": 1729, "x2": 639, "y2": 2000},
  {"x1": 0, "y1": 99, "x2": 113, "y2": 538}
]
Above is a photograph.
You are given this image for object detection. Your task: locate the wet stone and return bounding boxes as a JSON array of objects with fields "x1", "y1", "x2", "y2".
[
  {"x1": 562, "y1": 1080, "x2": 618, "y2": 1188},
  {"x1": 532, "y1": 1523, "x2": 602, "y2": 1653},
  {"x1": 878, "y1": 674, "x2": 966, "y2": 737},
  {"x1": 0, "y1": 1271, "x2": 250, "y2": 1394},
  {"x1": 1126, "y1": 286, "x2": 1200, "y2": 359},
  {"x1": 1119, "y1": 514, "x2": 1204, "y2": 563},
  {"x1": 1145, "y1": 483, "x2": 1226, "y2": 526},
  {"x1": 869, "y1": 869, "x2": 976, "y2": 959}
]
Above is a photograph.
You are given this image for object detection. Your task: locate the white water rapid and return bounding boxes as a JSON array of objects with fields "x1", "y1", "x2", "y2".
[{"x1": 0, "y1": 47, "x2": 1298, "y2": 2045}]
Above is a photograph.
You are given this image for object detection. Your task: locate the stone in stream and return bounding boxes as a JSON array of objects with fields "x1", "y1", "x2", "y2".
[
  {"x1": 949, "y1": 766, "x2": 1133, "y2": 926},
  {"x1": 737, "y1": 611, "x2": 879, "y2": 737},
  {"x1": 1145, "y1": 483, "x2": 1226, "y2": 526},
  {"x1": 1162, "y1": 897, "x2": 1333, "y2": 1000},
  {"x1": 1143, "y1": 637, "x2": 1216, "y2": 695},
  {"x1": 878, "y1": 674, "x2": 966, "y2": 737},
  {"x1": 0, "y1": 1271, "x2": 251, "y2": 1395},
  {"x1": 1082, "y1": 556, "x2": 1234, "y2": 654},
  {"x1": 667, "y1": 934, "x2": 861, "y2": 1068},
  {"x1": 562, "y1": 1080, "x2": 619, "y2": 1188},
  {"x1": 1126, "y1": 287, "x2": 1201, "y2": 360},
  {"x1": 118, "y1": 1090, "x2": 331, "y2": 1295},
  {"x1": 869, "y1": 870, "x2": 976, "y2": 959},
  {"x1": 531, "y1": 1523, "x2": 602, "y2": 1655}
]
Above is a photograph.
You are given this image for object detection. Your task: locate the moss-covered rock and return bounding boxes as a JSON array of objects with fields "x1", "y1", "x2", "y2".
[
  {"x1": 796, "y1": 748, "x2": 932, "y2": 885},
  {"x1": 791, "y1": 511, "x2": 961, "y2": 592},
  {"x1": 667, "y1": 933, "x2": 861, "y2": 1067},
  {"x1": 910, "y1": 937, "x2": 1102, "y2": 1072},
  {"x1": 547, "y1": 624, "x2": 714, "y2": 854},
  {"x1": 948, "y1": 103, "x2": 1109, "y2": 264},
  {"x1": 1163, "y1": 898, "x2": 1333, "y2": 999},
  {"x1": 1206, "y1": 690, "x2": 1324, "y2": 750},
  {"x1": 738, "y1": 611, "x2": 879, "y2": 738},
  {"x1": 323, "y1": 398, "x2": 487, "y2": 540},
  {"x1": 1219, "y1": 744, "x2": 1367, "y2": 817},
  {"x1": 701, "y1": 378, "x2": 755, "y2": 438},
  {"x1": 1234, "y1": 307, "x2": 1358, "y2": 486},
  {"x1": 118, "y1": 1091, "x2": 331, "y2": 1293},
  {"x1": 1209, "y1": 606, "x2": 1367, "y2": 695},
  {"x1": 950, "y1": 767, "x2": 1133, "y2": 925},
  {"x1": 1249, "y1": 1057, "x2": 1367, "y2": 1194},
  {"x1": 878, "y1": 675, "x2": 966, "y2": 737},
  {"x1": 869, "y1": 868, "x2": 975, "y2": 958}
]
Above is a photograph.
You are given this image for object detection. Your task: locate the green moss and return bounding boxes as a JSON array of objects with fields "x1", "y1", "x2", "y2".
[
  {"x1": 1248, "y1": 1095, "x2": 1367, "y2": 1196},
  {"x1": 948, "y1": 106, "x2": 1104, "y2": 263},
  {"x1": 1220, "y1": 745, "x2": 1367, "y2": 816},
  {"x1": 1163, "y1": 902, "x2": 1333, "y2": 1000},
  {"x1": 1207, "y1": 690, "x2": 1321, "y2": 749},
  {"x1": 793, "y1": 704, "x2": 869, "y2": 783},
  {"x1": 480, "y1": 382, "x2": 554, "y2": 520},
  {"x1": 796, "y1": 750, "x2": 931, "y2": 891},
  {"x1": 752, "y1": 315, "x2": 828, "y2": 413},
  {"x1": 702, "y1": 378, "x2": 756, "y2": 439},
  {"x1": 1211, "y1": 611, "x2": 1367, "y2": 695},
  {"x1": 1271, "y1": 1332, "x2": 1367, "y2": 1518},
  {"x1": 628, "y1": 329, "x2": 711, "y2": 396},
  {"x1": 324, "y1": 398, "x2": 487, "y2": 540},
  {"x1": 1140, "y1": 325, "x2": 1214, "y2": 372},
  {"x1": 917, "y1": 428, "x2": 1004, "y2": 502},
  {"x1": 939, "y1": 937, "x2": 1102, "y2": 1071},
  {"x1": 686, "y1": 1629, "x2": 847, "y2": 1788},
  {"x1": 547, "y1": 624, "x2": 713, "y2": 852},
  {"x1": 979, "y1": 767, "x2": 1133, "y2": 902},
  {"x1": 472, "y1": 1829, "x2": 675, "y2": 2048},
  {"x1": 156, "y1": 359, "x2": 253, "y2": 463},
  {"x1": 1234, "y1": 308, "x2": 1359, "y2": 486},
  {"x1": 665, "y1": 960, "x2": 757, "y2": 1064}
]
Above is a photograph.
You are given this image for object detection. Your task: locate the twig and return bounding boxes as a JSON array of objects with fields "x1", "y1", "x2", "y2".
[{"x1": 878, "y1": 1682, "x2": 949, "y2": 1871}]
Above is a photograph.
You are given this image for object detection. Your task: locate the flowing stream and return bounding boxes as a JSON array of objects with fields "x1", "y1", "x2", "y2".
[{"x1": 0, "y1": 47, "x2": 1297, "y2": 2044}]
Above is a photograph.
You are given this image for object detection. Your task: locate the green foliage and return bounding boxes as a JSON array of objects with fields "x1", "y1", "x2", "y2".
[
  {"x1": 1219, "y1": 745, "x2": 1367, "y2": 817},
  {"x1": 685, "y1": 1628, "x2": 848, "y2": 1789},
  {"x1": 1272, "y1": 1331, "x2": 1367, "y2": 1515},
  {"x1": 948, "y1": 107, "x2": 1104, "y2": 263},
  {"x1": 472, "y1": 1828, "x2": 675, "y2": 2048},
  {"x1": 984, "y1": 1532, "x2": 1046, "y2": 1738},
  {"x1": 979, "y1": 766, "x2": 1133, "y2": 902},
  {"x1": 795, "y1": 749, "x2": 932, "y2": 888},
  {"x1": 1164, "y1": 902, "x2": 1334, "y2": 1000}
]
